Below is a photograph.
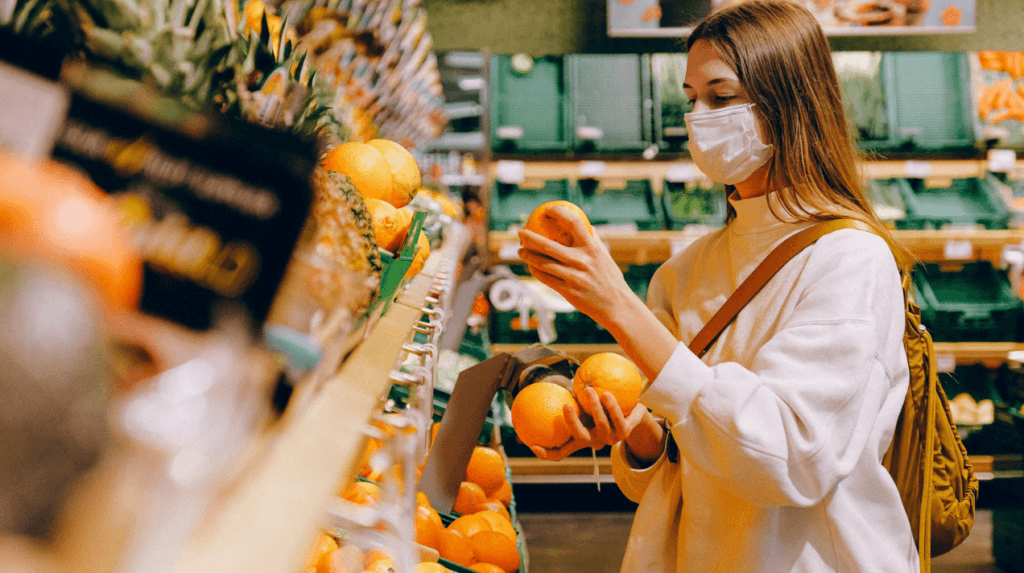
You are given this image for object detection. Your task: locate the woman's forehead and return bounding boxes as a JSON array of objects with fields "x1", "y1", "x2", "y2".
[{"x1": 684, "y1": 39, "x2": 739, "y2": 88}]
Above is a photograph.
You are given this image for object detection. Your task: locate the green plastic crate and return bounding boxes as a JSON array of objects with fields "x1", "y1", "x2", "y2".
[
  {"x1": 651, "y1": 53, "x2": 690, "y2": 152},
  {"x1": 913, "y1": 261, "x2": 1023, "y2": 342},
  {"x1": 576, "y1": 178, "x2": 664, "y2": 231},
  {"x1": 662, "y1": 180, "x2": 727, "y2": 230},
  {"x1": 490, "y1": 179, "x2": 572, "y2": 231},
  {"x1": 895, "y1": 175, "x2": 1010, "y2": 230},
  {"x1": 566, "y1": 54, "x2": 652, "y2": 152},
  {"x1": 834, "y1": 52, "x2": 891, "y2": 149},
  {"x1": 867, "y1": 178, "x2": 907, "y2": 223},
  {"x1": 490, "y1": 55, "x2": 570, "y2": 152}
]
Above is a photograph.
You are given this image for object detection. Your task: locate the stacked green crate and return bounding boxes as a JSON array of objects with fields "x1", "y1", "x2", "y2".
[
  {"x1": 576, "y1": 178, "x2": 665, "y2": 231},
  {"x1": 894, "y1": 175, "x2": 1010, "y2": 230},
  {"x1": 490, "y1": 179, "x2": 573, "y2": 231},
  {"x1": 651, "y1": 53, "x2": 690, "y2": 152},
  {"x1": 490, "y1": 55, "x2": 570, "y2": 152},
  {"x1": 566, "y1": 54, "x2": 652, "y2": 152},
  {"x1": 912, "y1": 261, "x2": 1023, "y2": 342}
]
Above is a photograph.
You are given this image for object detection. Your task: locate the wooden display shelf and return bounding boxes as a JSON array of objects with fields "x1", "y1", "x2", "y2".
[
  {"x1": 490, "y1": 228, "x2": 1024, "y2": 266},
  {"x1": 491, "y1": 342, "x2": 1024, "y2": 367}
]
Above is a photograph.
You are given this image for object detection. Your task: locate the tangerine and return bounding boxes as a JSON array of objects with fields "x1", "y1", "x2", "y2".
[
  {"x1": 477, "y1": 502, "x2": 512, "y2": 524},
  {"x1": 465, "y1": 447, "x2": 506, "y2": 496},
  {"x1": 453, "y1": 481, "x2": 487, "y2": 515},
  {"x1": 523, "y1": 200, "x2": 592, "y2": 247},
  {"x1": 469, "y1": 531, "x2": 519, "y2": 573},
  {"x1": 573, "y1": 353, "x2": 644, "y2": 416},
  {"x1": 415, "y1": 504, "x2": 443, "y2": 550},
  {"x1": 438, "y1": 529, "x2": 475, "y2": 567},
  {"x1": 491, "y1": 481, "x2": 513, "y2": 507},
  {"x1": 510, "y1": 382, "x2": 579, "y2": 449},
  {"x1": 367, "y1": 139, "x2": 420, "y2": 207},
  {"x1": 321, "y1": 142, "x2": 394, "y2": 204},
  {"x1": 448, "y1": 514, "x2": 490, "y2": 538},
  {"x1": 475, "y1": 511, "x2": 517, "y2": 543}
]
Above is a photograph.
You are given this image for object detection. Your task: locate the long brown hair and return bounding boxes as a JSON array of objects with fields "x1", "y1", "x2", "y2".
[{"x1": 686, "y1": 1, "x2": 913, "y2": 271}]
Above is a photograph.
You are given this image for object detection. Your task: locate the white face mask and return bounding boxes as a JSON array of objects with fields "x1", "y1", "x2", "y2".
[{"x1": 684, "y1": 103, "x2": 773, "y2": 185}]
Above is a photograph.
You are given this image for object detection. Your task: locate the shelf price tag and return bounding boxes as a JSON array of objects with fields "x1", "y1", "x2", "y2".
[
  {"x1": 904, "y1": 160, "x2": 932, "y2": 179},
  {"x1": 0, "y1": 60, "x2": 70, "y2": 158},
  {"x1": 579, "y1": 161, "x2": 606, "y2": 178},
  {"x1": 943, "y1": 240, "x2": 974, "y2": 260},
  {"x1": 666, "y1": 163, "x2": 696, "y2": 183},
  {"x1": 987, "y1": 149, "x2": 1017, "y2": 173},
  {"x1": 935, "y1": 353, "x2": 957, "y2": 374},
  {"x1": 496, "y1": 160, "x2": 525, "y2": 184}
]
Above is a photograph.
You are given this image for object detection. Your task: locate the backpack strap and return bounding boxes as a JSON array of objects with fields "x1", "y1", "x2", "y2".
[{"x1": 688, "y1": 218, "x2": 875, "y2": 358}]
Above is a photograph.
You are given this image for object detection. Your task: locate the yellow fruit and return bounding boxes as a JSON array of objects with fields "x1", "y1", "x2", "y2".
[
  {"x1": 438, "y1": 529, "x2": 475, "y2": 567},
  {"x1": 510, "y1": 382, "x2": 579, "y2": 449},
  {"x1": 404, "y1": 233, "x2": 430, "y2": 279},
  {"x1": 449, "y1": 514, "x2": 490, "y2": 538},
  {"x1": 453, "y1": 481, "x2": 487, "y2": 516},
  {"x1": 465, "y1": 447, "x2": 506, "y2": 497},
  {"x1": 475, "y1": 511, "x2": 517, "y2": 543},
  {"x1": 415, "y1": 504, "x2": 443, "y2": 551},
  {"x1": 367, "y1": 139, "x2": 420, "y2": 208},
  {"x1": 469, "y1": 531, "x2": 519, "y2": 573},
  {"x1": 322, "y1": 142, "x2": 394, "y2": 205},
  {"x1": 523, "y1": 200, "x2": 593, "y2": 247},
  {"x1": 364, "y1": 198, "x2": 410, "y2": 253},
  {"x1": 573, "y1": 353, "x2": 644, "y2": 416}
]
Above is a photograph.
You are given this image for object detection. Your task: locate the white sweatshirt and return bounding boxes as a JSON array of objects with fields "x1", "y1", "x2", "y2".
[{"x1": 610, "y1": 192, "x2": 919, "y2": 573}]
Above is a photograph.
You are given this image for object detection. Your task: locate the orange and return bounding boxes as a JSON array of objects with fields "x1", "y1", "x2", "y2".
[
  {"x1": 321, "y1": 142, "x2": 394, "y2": 204},
  {"x1": 305, "y1": 533, "x2": 338, "y2": 572},
  {"x1": 363, "y1": 548, "x2": 394, "y2": 570},
  {"x1": 510, "y1": 382, "x2": 579, "y2": 449},
  {"x1": 573, "y1": 353, "x2": 644, "y2": 416},
  {"x1": 416, "y1": 491, "x2": 432, "y2": 508},
  {"x1": 470, "y1": 564, "x2": 506, "y2": 573},
  {"x1": 491, "y1": 481, "x2": 512, "y2": 507},
  {"x1": 453, "y1": 481, "x2": 487, "y2": 515},
  {"x1": 358, "y1": 438, "x2": 383, "y2": 482},
  {"x1": 393, "y1": 207, "x2": 415, "y2": 249},
  {"x1": 340, "y1": 481, "x2": 382, "y2": 505},
  {"x1": 416, "y1": 563, "x2": 448, "y2": 573},
  {"x1": 438, "y1": 529, "x2": 475, "y2": 567},
  {"x1": 475, "y1": 511, "x2": 517, "y2": 543},
  {"x1": 367, "y1": 139, "x2": 420, "y2": 208},
  {"x1": 469, "y1": 531, "x2": 519, "y2": 573},
  {"x1": 465, "y1": 447, "x2": 506, "y2": 496},
  {"x1": 477, "y1": 502, "x2": 512, "y2": 524},
  {"x1": 364, "y1": 198, "x2": 411, "y2": 253},
  {"x1": 404, "y1": 233, "x2": 430, "y2": 279},
  {"x1": 329, "y1": 544, "x2": 365, "y2": 573},
  {"x1": 415, "y1": 504, "x2": 443, "y2": 551},
  {"x1": 448, "y1": 514, "x2": 490, "y2": 538},
  {"x1": 523, "y1": 200, "x2": 593, "y2": 247}
]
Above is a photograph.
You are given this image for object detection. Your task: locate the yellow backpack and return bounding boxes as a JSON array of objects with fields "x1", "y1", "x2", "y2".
[{"x1": 688, "y1": 219, "x2": 979, "y2": 573}]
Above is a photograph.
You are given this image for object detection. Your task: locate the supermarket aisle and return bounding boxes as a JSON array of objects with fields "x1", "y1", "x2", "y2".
[{"x1": 519, "y1": 510, "x2": 1003, "y2": 573}]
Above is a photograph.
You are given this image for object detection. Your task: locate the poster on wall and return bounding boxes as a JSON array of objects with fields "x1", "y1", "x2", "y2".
[{"x1": 608, "y1": 0, "x2": 975, "y2": 37}]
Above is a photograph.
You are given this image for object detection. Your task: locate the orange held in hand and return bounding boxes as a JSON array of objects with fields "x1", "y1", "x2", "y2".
[
  {"x1": 523, "y1": 200, "x2": 593, "y2": 247},
  {"x1": 573, "y1": 353, "x2": 644, "y2": 416},
  {"x1": 510, "y1": 381, "x2": 580, "y2": 449}
]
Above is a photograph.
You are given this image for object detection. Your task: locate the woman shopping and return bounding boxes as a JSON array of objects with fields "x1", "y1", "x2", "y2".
[{"x1": 516, "y1": 2, "x2": 919, "y2": 572}]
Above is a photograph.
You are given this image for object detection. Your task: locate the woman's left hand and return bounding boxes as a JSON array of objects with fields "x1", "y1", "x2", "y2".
[{"x1": 517, "y1": 205, "x2": 635, "y2": 327}]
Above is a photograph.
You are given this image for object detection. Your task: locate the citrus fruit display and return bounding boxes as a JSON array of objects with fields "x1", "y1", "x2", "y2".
[
  {"x1": 509, "y1": 381, "x2": 580, "y2": 449},
  {"x1": 322, "y1": 142, "x2": 395, "y2": 205},
  {"x1": 523, "y1": 200, "x2": 593, "y2": 247},
  {"x1": 572, "y1": 352, "x2": 644, "y2": 416},
  {"x1": 367, "y1": 139, "x2": 421, "y2": 208}
]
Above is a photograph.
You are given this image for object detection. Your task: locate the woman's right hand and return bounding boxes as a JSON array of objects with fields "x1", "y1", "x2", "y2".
[{"x1": 530, "y1": 386, "x2": 652, "y2": 462}]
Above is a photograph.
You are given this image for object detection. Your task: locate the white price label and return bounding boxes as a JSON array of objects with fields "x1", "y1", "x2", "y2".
[
  {"x1": 904, "y1": 161, "x2": 932, "y2": 179},
  {"x1": 576, "y1": 126, "x2": 604, "y2": 140},
  {"x1": 943, "y1": 240, "x2": 973, "y2": 260},
  {"x1": 666, "y1": 163, "x2": 697, "y2": 183},
  {"x1": 935, "y1": 353, "x2": 957, "y2": 373},
  {"x1": 498, "y1": 241, "x2": 521, "y2": 261},
  {"x1": 579, "y1": 161, "x2": 607, "y2": 178},
  {"x1": 495, "y1": 160, "x2": 525, "y2": 184},
  {"x1": 495, "y1": 126, "x2": 524, "y2": 140},
  {"x1": 0, "y1": 61, "x2": 70, "y2": 159},
  {"x1": 988, "y1": 149, "x2": 1017, "y2": 173}
]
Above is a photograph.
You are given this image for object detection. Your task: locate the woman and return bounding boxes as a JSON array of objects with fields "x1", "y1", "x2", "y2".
[{"x1": 517, "y1": 2, "x2": 919, "y2": 572}]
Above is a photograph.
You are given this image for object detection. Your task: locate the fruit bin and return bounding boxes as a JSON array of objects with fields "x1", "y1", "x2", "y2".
[
  {"x1": 565, "y1": 54, "x2": 652, "y2": 152},
  {"x1": 662, "y1": 180, "x2": 727, "y2": 230},
  {"x1": 894, "y1": 175, "x2": 1011, "y2": 230},
  {"x1": 912, "y1": 261, "x2": 1024, "y2": 342},
  {"x1": 575, "y1": 178, "x2": 665, "y2": 231},
  {"x1": 651, "y1": 53, "x2": 690, "y2": 152},
  {"x1": 490, "y1": 179, "x2": 573, "y2": 231},
  {"x1": 490, "y1": 54, "x2": 571, "y2": 153},
  {"x1": 867, "y1": 178, "x2": 907, "y2": 224}
]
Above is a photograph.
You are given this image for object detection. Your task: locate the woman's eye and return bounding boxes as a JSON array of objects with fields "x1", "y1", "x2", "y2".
[
  {"x1": 715, "y1": 95, "x2": 736, "y2": 103},
  {"x1": 686, "y1": 98, "x2": 696, "y2": 106}
]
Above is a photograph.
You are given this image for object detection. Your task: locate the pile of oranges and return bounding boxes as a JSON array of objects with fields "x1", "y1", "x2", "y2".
[
  {"x1": 321, "y1": 139, "x2": 429, "y2": 277},
  {"x1": 510, "y1": 353, "x2": 643, "y2": 450},
  {"x1": 415, "y1": 446, "x2": 519, "y2": 573}
]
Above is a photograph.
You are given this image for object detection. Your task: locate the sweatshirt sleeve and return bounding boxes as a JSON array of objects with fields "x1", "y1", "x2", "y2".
[
  {"x1": 640, "y1": 231, "x2": 903, "y2": 509},
  {"x1": 610, "y1": 437, "x2": 670, "y2": 504}
]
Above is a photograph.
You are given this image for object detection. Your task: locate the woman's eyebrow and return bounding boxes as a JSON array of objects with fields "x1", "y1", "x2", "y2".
[{"x1": 682, "y1": 78, "x2": 736, "y2": 90}]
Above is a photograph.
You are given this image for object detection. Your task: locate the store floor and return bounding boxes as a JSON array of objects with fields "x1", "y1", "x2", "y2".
[{"x1": 518, "y1": 510, "x2": 1003, "y2": 573}]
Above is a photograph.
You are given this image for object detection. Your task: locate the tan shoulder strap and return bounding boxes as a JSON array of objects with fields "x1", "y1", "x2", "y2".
[{"x1": 688, "y1": 219, "x2": 875, "y2": 358}]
